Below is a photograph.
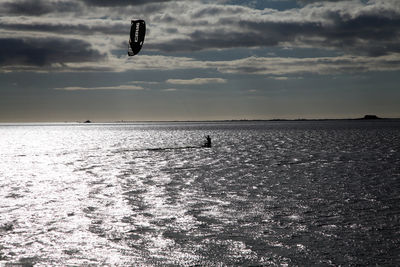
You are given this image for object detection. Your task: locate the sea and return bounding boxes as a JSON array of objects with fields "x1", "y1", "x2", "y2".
[{"x1": 0, "y1": 120, "x2": 399, "y2": 266}]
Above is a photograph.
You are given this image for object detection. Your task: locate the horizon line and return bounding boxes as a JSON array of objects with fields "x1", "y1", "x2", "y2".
[{"x1": 1, "y1": 116, "x2": 399, "y2": 124}]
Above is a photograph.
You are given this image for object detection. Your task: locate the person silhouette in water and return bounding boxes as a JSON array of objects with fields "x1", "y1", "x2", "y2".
[{"x1": 204, "y1": 135, "x2": 211, "y2": 148}]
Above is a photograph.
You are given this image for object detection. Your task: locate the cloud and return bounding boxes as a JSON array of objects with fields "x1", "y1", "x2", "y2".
[
  {"x1": 147, "y1": 1, "x2": 400, "y2": 56},
  {"x1": 0, "y1": 0, "x2": 81, "y2": 15},
  {"x1": 297, "y1": 0, "x2": 347, "y2": 3},
  {"x1": 166, "y1": 78, "x2": 227, "y2": 85},
  {"x1": 129, "y1": 81, "x2": 160, "y2": 85},
  {"x1": 3, "y1": 1, "x2": 400, "y2": 57},
  {"x1": 82, "y1": 0, "x2": 180, "y2": 7},
  {"x1": 0, "y1": 19, "x2": 127, "y2": 36},
  {"x1": 1, "y1": 0, "x2": 400, "y2": 75},
  {"x1": 3, "y1": 49, "x2": 400, "y2": 76},
  {"x1": 55, "y1": 85, "x2": 144, "y2": 91},
  {"x1": 126, "y1": 53, "x2": 400, "y2": 76},
  {"x1": 272, "y1": 77, "x2": 289, "y2": 80},
  {"x1": 0, "y1": 37, "x2": 105, "y2": 67},
  {"x1": 212, "y1": 54, "x2": 400, "y2": 75},
  {"x1": 296, "y1": 0, "x2": 343, "y2": 3},
  {"x1": 125, "y1": 54, "x2": 400, "y2": 76},
  {"x1": 0, "y1": 0, "x2": 179, "y2": 16}
]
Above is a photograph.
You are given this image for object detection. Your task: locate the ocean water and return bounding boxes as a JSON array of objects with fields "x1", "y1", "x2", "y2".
[{"x1": 0, "y1": 120, "x2": 399, "y2": 266}]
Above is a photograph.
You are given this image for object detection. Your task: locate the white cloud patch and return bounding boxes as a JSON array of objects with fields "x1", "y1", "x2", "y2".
[
  {"x1": 213, "y1": 54, "x2": 400, "y2": 75},
  {"x1": 272, "y1": 77, "x2": 289, "y2": 80},
  {"x1": 166, "y1": 78, "x2": 227, "y2": 85},
  {"x1": 55, "y1": 85, "x2": 144, "y2": 91},
  {"x1": 129, "y1": 81, "x2": 160, "y2": 85}
]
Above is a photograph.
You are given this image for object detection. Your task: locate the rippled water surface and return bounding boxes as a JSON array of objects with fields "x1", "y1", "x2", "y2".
[{"x1": 1, "y1": 121, "x2": 400, "y2": 266}]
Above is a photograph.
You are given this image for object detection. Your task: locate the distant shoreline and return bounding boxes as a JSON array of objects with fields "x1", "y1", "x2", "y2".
[
  {"x1": 109, "y1": 115, "x2": 398, "y2": 123},
  {"x1": 111, "y1": 118, "x2": 400, "y2": 123},
  {"x1": 1, "y1": 116, "x2": 400, "y2": 124}
]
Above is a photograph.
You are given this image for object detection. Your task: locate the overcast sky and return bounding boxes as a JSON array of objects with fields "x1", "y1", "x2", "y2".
[{"x1": 1, "y1": 0, "x2": 399, "y2": 122}]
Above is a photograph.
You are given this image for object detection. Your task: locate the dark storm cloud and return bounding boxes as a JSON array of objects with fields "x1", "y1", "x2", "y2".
[
  {"x1": 146, "y1": 21, "x2": 317, "y2": 52},
  {"x1": 148, "y1": 3, "x2": 400, "y2": 57},
  {"x1": 1, "y1": 0, "x2": 78, "y2": 15},
  {"x1": 319, "y1": 14, "x2": 400, "y2": 56},
  {"x1": 0, "y1": 0, "x2": 178, "y2": 16},
  {"x1": 0, "y1": 21, "x2": 127, "y2": 36},
  {"x1": 0, "y1": 38, "x2": 105, "y2": 67}
]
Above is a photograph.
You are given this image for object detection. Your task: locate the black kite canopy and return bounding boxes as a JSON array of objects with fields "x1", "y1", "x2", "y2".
[{"x1": 128, "y1": 20, "x2": 146, "y2": 56}]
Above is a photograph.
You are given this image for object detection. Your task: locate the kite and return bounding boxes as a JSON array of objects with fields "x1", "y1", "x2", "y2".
[{"x1": 128, "y1": 20, "x2": 146, "y2": 56}]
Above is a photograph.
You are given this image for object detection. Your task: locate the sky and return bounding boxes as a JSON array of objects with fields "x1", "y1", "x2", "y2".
[{"x1": 0, "y1": 0, "x2": 399, "y2": 122}]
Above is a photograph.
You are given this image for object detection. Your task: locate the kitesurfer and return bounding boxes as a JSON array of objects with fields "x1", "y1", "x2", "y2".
[{"x1": 204, "y1": 135, "x2": 211, "y2": 148}]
